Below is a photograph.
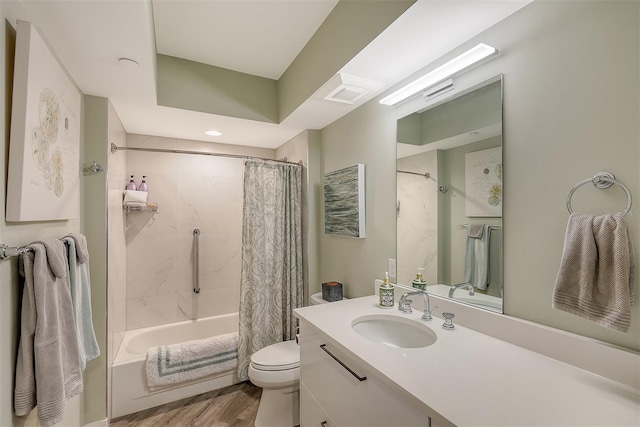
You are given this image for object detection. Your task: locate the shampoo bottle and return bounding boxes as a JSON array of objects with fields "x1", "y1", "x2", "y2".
[
  {"x1": 138, "y1": 176, "x2": 148, "y2": 192},
  {"x1": 379, "y1": 272, "x2": 394, "y2": 309},
  {"x1": 412, "y1": 267, "x2": 427, "y2": 290},
  {"x1": 126, "y1": 175, "x2": 137, "y2": 191}
]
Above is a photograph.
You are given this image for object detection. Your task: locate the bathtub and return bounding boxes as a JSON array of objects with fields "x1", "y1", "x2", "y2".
[{"x1": 111, "y1": 313, "x2": 240, "y2": 418}]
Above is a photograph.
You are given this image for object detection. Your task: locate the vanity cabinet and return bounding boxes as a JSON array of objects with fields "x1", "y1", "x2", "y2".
[
  {"x1": 299, "y1": 321, "x2": 448, "y2": 427},
  {"x1": 300, "y1": 383, "x2": 338, "y2": 427}
]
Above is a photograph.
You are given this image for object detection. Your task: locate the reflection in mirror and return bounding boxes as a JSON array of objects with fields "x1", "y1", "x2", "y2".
[{"x1": 396, "y1": 75, "x2": 503, "y2": 313}]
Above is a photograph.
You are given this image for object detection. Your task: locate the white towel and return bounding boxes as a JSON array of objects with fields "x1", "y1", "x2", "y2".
[
  {"x1": 14, "y1": 240, "x2": 83, "y2": 426},
  {"x1": 63, "y1": 234, "x2": 100, "y2": 370},
  {"x1": 123, "y1": 190, "x2": 148, "y2": 205},
  {"x1": 146, "y1": 333, "x2": 239, "y2": 390},
  {"x1": 464, "y1": 224, "x2": 491, "y2": 290},
  {"x1": 553, "y1": 213, "x2": 636, "y2": 332}
]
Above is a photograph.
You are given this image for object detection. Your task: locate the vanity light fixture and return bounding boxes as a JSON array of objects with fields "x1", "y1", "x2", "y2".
[
  {"x1": 379, "y1": 43, "x2": 498, "y2": 106},
  {"x1": 422, "y1": 78, "x2": 454, "y2": 102},
  {"x1": 205, "y1": 130, "x2": 222, "y2": 137}
]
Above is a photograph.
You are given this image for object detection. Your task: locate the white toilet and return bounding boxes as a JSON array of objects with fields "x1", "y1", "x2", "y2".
[{"x1": 248, "y1": 292, "x2": 346, "y2": 427}]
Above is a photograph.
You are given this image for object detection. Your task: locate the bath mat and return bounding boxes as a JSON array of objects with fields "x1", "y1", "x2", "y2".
[{"x1": 146, "y1": 332, "x2": 239, "y2": 390}]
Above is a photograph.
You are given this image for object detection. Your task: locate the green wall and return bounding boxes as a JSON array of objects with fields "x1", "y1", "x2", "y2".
[
  {"x1": 318, "y1": 0, "x2": 640, "y2": 351},
  {"x1": 82, "y1": 96, "x2": 109, "y2": 424}
]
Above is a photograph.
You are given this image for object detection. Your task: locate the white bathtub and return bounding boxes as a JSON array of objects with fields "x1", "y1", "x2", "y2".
[{"x1": 111, "y1": 313, "x2": 240, "y2": 419}]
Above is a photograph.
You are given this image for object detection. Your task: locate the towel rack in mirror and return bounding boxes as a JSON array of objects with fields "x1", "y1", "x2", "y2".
[{"x1": 566, "y1": 172, "x2": 632, "y2": 216}]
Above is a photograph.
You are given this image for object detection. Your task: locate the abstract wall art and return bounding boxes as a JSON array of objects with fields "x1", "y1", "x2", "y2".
[
  {"x1": 323, "y1": 164, "x2": 365, "y2": 238},
  {"x1": 465, "y1": 147, "x2": 502, "y2": 217},
  {"x1": 7, "y1": 20, "x2": 81, "y2": 221}
]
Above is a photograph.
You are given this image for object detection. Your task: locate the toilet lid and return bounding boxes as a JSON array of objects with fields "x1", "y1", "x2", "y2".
[{"x1": 250, "y1": 340, "x2": 300, "y2": 371}]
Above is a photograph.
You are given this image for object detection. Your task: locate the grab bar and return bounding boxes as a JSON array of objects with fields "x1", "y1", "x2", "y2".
[
  {"x1": 193, "y1": 228, "x2": 201, "y2": 293},
  {"x1": 319, "y1": 344, "x2": 367, "y2": 382}
]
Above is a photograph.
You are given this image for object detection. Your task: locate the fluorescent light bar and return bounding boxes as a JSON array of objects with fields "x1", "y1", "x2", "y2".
[{"x1": 379, "y1": 43, "x2": 497, "y2": 106}]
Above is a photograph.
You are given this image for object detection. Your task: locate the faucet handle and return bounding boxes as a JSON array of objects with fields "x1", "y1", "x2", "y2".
[
  {"x1": 442, "y1": 312, "x2": 455, "y2": 330},
  {"x1": 399, "y1": 299, "x2": 413, "y2": 314}
]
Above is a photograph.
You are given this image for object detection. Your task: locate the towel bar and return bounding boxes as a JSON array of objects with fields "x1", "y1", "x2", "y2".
[
  {"x1": 566, "y1": 172, "x2": 632, "y2": 216},
  {"x1": 0, "y1": 244, "x2": 30, "y2": 260},
  {"x1": 0, "y1": 240, "x2": 71, "y2": 260}
]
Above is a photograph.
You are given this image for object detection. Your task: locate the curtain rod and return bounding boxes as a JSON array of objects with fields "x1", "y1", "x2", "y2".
[
  {"x1": 397, "y1": 170, "x2": 431, "y2": 179},
  {"x1": 110, "y1": 143, "x2": 303, "y2": 166}
]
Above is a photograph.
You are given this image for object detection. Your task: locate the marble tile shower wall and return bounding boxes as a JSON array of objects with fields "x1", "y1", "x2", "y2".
[
  {"x1": 396, "y1": 151, "x2": 438, "y2": 287},
  {"x1": 124, "y1": 135, "x2": 271, "y2": 330}
]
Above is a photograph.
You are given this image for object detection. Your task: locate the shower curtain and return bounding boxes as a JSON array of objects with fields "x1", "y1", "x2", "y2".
[{"x1": 237, "y1": 160, "x2": 303, "y2": 381}]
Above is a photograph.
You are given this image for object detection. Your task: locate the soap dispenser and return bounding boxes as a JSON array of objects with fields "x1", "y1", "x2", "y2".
[
  {"x1": 412, "y1": 267, "x2": 427, "y2": 290},
  {"x1": 379, "y1": 272, "x2": 394, "y2": 309}
]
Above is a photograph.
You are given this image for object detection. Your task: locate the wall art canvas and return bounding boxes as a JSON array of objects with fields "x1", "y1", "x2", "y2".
[
  {"x1": 465, "y1": 147, "x2": 502, "y2": 217},
  {"x1": 7, "y1": 20, "x2": 81, "y2": 221},
  {"x1": 324, "y1": 164, "x2": 365, "y2": 238}
]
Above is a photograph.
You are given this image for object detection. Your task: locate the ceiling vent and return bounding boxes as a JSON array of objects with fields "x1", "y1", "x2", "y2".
[{"x1": 322, "y1": 73, "x2": 383, "y2": 105}]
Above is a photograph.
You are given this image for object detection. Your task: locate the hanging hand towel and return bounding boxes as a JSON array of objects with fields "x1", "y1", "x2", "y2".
[
  {"x1": 463, "y1": 224, "x2": 491, "y2": 290},
  {"x1": 64, "y1": 234, "x2": 100, "y2": 370},
  {"x1": 553, "y1": 212, "x2": 636, "y2": 332},
  {"x1": 146, "y1": 332, "x2": 239, "y2": 390},
  {"x1": 14, "y1": 240, "x2": 83, "y2": 427}
]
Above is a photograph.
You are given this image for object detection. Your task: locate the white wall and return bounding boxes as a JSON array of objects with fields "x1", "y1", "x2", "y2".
[
  {"x1": 123, "y1": 134, "x2": 274, "y2": 329},
  {"x1": 319, "y1": 1, "x2": 640, "y2": 351},
  {"x1": 106, "y1": 100, "x2": 127, "y2": 419}
]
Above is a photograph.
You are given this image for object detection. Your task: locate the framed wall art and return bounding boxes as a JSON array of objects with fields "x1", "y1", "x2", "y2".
[
  {"x1": 465, "y1": 147, "x2": 502, "y2": 217},
  {"x1": 6, "y1": 20, "x2": 81, "y2": 221},
  {"x1": 323, "y1": 164, "x2": 365, "y2": 238}
]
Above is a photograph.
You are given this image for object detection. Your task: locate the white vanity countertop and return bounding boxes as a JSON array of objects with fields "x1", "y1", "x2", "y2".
[{"x1": 294, "y1": 296, "x2": 640, "y2": 426}]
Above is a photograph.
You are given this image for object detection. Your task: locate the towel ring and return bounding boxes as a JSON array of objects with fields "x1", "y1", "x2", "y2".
[{"x1": 566, "y1": 172, "x2": 632, "y2": 216}]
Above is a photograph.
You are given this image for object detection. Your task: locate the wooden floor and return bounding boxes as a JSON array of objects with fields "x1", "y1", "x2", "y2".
[{"x1": 110, "y1": 382, "x2": 262, "y2": 427}]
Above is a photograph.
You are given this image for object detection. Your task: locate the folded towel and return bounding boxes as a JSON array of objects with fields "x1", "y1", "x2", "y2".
[
  {"x1": 15, "y1": 240, "x2": 83, "y2": 427},
  {"x1": 146, "y1": 332, "x2": 239, "y2": 390},
  {"x1": 468, "y1": 224, "x2": 485, "y2": 238},
  {"x1": 553, "y1": 212, "x2": 636, "y2": 332},
  {"x1": 123, "y1": 190, "x2": 148, "y2": 205},
  {"x1": 63, "y1": 234, "x2": 100, "y2": 370},
  {"x1": 463, "y1": 224, "x2": 491, "y2": 290}
]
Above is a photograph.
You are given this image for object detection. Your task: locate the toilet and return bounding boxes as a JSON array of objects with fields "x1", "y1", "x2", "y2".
[{"x1": 248, "y1": 292, "x2": 346, "y2": 427}]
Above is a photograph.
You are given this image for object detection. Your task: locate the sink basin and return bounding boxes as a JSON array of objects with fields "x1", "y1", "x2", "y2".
[{"x1": 351, "y1": 315, "x2": 437, "y2": 349}]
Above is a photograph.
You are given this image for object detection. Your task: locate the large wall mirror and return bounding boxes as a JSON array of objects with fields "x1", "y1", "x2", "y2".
[{"x1": 396, "y1": 75, "x2": 503, "y2": 313}]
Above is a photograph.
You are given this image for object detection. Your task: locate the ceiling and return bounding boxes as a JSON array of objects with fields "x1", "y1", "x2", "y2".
[{"x1": 15, "y1": 0, "x2": 531, "y2": 150}]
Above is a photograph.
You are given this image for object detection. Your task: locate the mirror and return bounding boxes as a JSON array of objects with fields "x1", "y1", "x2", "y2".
[{"x1": 396, "y1": 75, "x2": 503, "y2": 313}]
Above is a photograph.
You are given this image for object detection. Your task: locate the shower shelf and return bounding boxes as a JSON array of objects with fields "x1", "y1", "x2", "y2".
[{"x1": 123, "y1": 202, "x2": 158, "y2": 213}]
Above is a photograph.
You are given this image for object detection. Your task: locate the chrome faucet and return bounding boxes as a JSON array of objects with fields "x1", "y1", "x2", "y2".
[
  {"x1": 449, "y1": 283, "x2": 475, "y2": 298},
  {"x1": 398, "y1": 290, "x2": 434, "y2": 321}
]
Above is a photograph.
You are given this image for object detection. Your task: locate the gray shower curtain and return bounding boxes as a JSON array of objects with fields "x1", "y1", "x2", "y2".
[{"x1": 237, "y1": 160, "x2": 303, "y2": 381}]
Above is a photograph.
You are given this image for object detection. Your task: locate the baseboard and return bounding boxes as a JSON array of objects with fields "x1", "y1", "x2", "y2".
[{"x1": 84, "y1": 417, "x2": 108, "y2": 427}]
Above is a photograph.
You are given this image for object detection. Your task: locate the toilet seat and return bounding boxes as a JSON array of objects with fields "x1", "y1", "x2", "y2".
[{"x1": 250, "y1": 340, "x2": 300, "y2": 372}]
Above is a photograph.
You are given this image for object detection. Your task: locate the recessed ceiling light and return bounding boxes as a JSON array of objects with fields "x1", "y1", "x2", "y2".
[
  {"x1": 205, "y1": 130, "x2": 222, "y2": 136},
  {"x1": 118, "y1": 57, "x2": 139, "y2": 67}
]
